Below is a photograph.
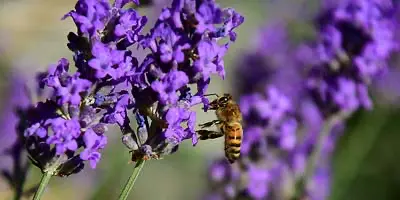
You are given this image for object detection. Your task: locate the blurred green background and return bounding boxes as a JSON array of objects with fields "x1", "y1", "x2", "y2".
[{"x1": 0, "y1": 0, "x2": 399, "y2": 200}]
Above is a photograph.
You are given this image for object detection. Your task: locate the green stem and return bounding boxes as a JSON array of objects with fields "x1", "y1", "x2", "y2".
[
  {"x1": 118, "y1": 159, "x2": 146, "y2": 200},
  {"x1": 292, "y1": 111, "x2": 350, "y2": 199},
  {"x1": 32, "y1": 172, "x2": 52, "y2": 200}
]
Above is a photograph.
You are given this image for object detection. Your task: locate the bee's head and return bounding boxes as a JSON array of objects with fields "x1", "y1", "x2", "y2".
[
  {"x1": 209, "y1": 93, "x2": 232, "y2": 109},
  {"x1": 218, "y1": 93, "x2": 232, "y2": 105}
]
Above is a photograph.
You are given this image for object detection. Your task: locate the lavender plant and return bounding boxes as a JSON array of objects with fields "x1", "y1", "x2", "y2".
[
  {"x1": 126, "y1": 0, "x2": 244, "y2": 161},
  {"x1": 119, "y1": 0, "x2": 243, "y2": 198},
  {"x1": 205, "y1": 0, "x2": 399, "y2": 199},
  {"x1": 13, "y1": 0, "x2": 243, "y2": 199}
]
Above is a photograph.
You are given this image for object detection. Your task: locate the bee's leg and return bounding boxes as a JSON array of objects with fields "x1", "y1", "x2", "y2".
[
  {"x1": 199, "y1": 120, "x2": 221, "y2": 128},
  {"x1": 197, "y1": 130, "x2": 224, "y2": 140}
]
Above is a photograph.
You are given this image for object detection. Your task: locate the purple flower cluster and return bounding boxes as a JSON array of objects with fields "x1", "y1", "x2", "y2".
[
  {"x1": 18, "y1": 0, "x2": 243, "y2": 176},
  {"x1": 205, "y1": 0, "x2": 399, "y2": 199},
  {"x1": 125, "y1": 0, "x2": 243, "y2": 159},
  {"x1": 308, "y1": 0, "x2": 398, "y2": 115},
  {"x1": 19, "y1": 0, "x2": 144, "y2": 175}
]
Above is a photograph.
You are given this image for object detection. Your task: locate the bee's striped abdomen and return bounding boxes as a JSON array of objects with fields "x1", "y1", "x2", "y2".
[{"x1": 223, "y1": 122, "x2": 243, "y2": 164}]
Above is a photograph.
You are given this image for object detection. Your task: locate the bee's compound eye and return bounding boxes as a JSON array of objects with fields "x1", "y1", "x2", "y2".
[{"x1": 219, "y1": 97, "x2": 229, "y2": 104}]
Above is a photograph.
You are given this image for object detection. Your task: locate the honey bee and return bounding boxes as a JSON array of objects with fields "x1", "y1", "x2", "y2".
[
  {"x1": 130, "y1": 150, "x2": 160, "y2": 162},
  {"x1": 197, "y1": 93, "x2": 243, "y2": 164}
]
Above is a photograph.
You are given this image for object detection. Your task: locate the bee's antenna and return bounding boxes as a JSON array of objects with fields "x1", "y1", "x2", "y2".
[{"x1": 204, "y1": 93, "x2": 220, "y2": 97}]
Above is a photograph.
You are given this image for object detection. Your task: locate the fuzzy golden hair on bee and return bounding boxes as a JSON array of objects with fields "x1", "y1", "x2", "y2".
[{"x1": 198, "y1": 93, "x2": 243, "y2": 164}]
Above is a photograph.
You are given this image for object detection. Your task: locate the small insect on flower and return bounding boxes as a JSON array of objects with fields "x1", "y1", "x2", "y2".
[
  {"x1": 197, "y1": 93, "x2": 243, "y2": 164},
  {"x1": 130, "y1": 150, "x2": 160, "y2": 161},
  {"x1": 129, "y1": 144, "x2": 163, "y2": 163}
]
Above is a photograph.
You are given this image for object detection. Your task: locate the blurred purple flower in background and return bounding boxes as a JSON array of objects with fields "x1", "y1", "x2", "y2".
[
  {"x1": 0, "y1": 69, "x2": 31, "y2": 198},
  {"x1": 205, "y1": 0, "x2": 399, "y2": 199},
  {"x1": 309, "y1": 0, "x2": 398, "y2": 115}
]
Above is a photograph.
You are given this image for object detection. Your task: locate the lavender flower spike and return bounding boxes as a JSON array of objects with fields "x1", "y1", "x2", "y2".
[
  {"x1": 116, "y1": 0, "x2": 243, "y2": 199},
  {"x1": 15, "y1": 0, "x2": 242, "y2": 199},
  {"x1": 21, "y1": 0, "x2": 148, "y2": 177},
  {"x1": 127, "y1": 0, "x2": 244, "y2": 160}
]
